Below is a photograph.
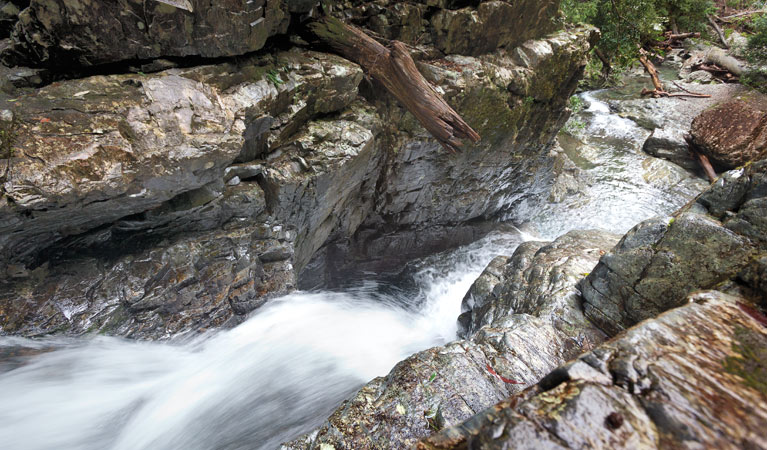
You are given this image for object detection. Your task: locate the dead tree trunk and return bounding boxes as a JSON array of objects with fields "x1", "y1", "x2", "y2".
[
  {"x1": 685, "y1": 135, "x2": 717, "y2": 182},
  {"x1": 638, "y1": 49, "x2": 711, "y2": 99},
  {"x1": 308, "y1": 17, "x2": 480, "y2": 152},
  {"x1": 707, "y1": 14, "x2": 729, "y2": 49}
]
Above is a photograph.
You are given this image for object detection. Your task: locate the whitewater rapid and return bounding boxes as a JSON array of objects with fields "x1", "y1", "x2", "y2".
[{"x1": 0, "y1": 231, "x2": 527, "y2": 450}]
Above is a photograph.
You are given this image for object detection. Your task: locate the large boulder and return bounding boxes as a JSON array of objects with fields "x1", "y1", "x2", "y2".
[
  {"x1": 690, "y1": 97, "x2": 767, "y2": 169},
  {"x1": 283, "y1": 230, "x2": 619, "y2": 449},
  {"x1": 582, "y1": 160, "x2": 767, "y2": 336},
  {"x1": 1, "y1": 0, "x2": 291, "y2": 67},
  {"x1": 421, "y1": 290, "x2": 767, "y2": 449},
  {"x1": 0, "y1": 49, "x2": 364, "y2": 274}
]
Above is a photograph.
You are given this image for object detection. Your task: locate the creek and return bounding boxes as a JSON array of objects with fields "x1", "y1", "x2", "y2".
[{"x1": 0, "y1": 85, "x2": 706, "y2": 450}]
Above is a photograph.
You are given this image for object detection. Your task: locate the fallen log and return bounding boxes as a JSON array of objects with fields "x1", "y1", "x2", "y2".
[
  {"x1": 657, "y1": 32, "x2": 700, "y2": 47},
  {"x1": 638, "y1": 50, "x2": 712, "y2": 99},
  {"x1": 308, "y1": 17, "x2": 480, "y2": 152},
  {"x1": 720, "y1": 9, "x2": 767, "y2": 21}
]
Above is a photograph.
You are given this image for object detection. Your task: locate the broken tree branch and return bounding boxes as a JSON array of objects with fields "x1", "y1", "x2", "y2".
[
  {"x1": 720, "y1": 9, "x2": 767, "y2": 21},
  {"x1": 638, "y1": 49, "x2": 711, "y2": 99},
  {"x1": 685, "y1": 134, "x2": 717, "y2": 182},
  {"x1": 308, "y1": 17, "x2": 480, "y2": 152},
  {"x1": 707, "y1": 14, "x2": 729, "y2": 49}
]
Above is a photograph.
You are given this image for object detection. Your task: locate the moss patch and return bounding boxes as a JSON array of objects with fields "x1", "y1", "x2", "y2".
[{"x1": 723, "y1": 326, "x2": 767, "y2": 396}]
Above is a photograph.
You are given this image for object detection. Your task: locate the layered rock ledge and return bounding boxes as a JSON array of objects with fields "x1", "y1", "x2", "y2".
[
  {"x1": 421, "y1": 290, "x2": 767, "y2": 449},
  {"x1": 0, "y1": 11, "x2": 597, "y2": 338}
]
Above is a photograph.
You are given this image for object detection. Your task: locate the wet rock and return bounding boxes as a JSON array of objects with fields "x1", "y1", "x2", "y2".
[
  {"x1": 690, "y1": 97, "x2": 767, "y2": 169},
  {"x1": 420, "y1": 290, "x2": 767, "y2": 450},
  {"x1": 260, "y1": 100, "x2": 383, "y2": 272},
  {"x1": 0, "y1": 220, "x2": 296, "y2": 339},
  {"x1": 1, "y1": 0, "x2": 290, "y2": 67},
  {"x1": 284, "y1": 230, "x2": 619, "y2": 449},
  {"x1": 582, "y1": 161, "x2": 767, "y2": 336},
  {"x1": 0, "y1": 49, "x2": 363, "y2": 274},
  {"x1": 548, "y1": 141, "x2": 591, "y2": 203},
  {"x1": 375, "y1": 27, "x2": 596, "y2": 229},
  {"x1": 301, "y1": 27, "x2": 598, "y2": 287},
  {"x1": 642, "y1": 128, "x2": 698, "y2": 171},
  {"x1": 459, "y1": 230, "x2": 620, "y2": 342},
  {"x1": 0, "y1": 49, "x2": 372, "y2": 338},
  {"x1": 335, "y1": 0, "x2": 561, "y2": 57},
  {"x1": 0, "y1": 64, "x2": 46, "y2": 91},
  {"x1": 0, "y1": 23, "x2": 597, "y2": 337},
  {"x1": 611, "y1": 82, "x2": 744, "y2": 132}
]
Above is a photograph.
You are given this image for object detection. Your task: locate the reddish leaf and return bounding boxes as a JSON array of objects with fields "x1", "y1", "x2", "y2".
[
  {"x1": 486, "y1": 363, "x2": 522, "y2": 384},
  {"x1": 738, "y1": 302, "x2": 767, "y2": 327}
]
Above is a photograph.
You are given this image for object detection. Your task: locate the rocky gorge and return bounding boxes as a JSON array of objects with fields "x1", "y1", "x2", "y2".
[{"x1": 0, "y1": 1, "x2": 765, "y2": 449}]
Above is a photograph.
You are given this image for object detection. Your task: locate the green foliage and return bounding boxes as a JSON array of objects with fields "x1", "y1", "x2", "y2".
[
  {"x1": 663, "y1": 0, "x2": 716, "y2": 32},
  {"x1": 562, "y1": 0, "x2": 715, "y2": 69},
  {"x1": 563, "y1": 95, "x2": 587, "y2": 134},
  {"x1": 747, "y1": 13, "x2": 767, "y2": 61},
  {"x1": 265, "y1": 69, "x2": 284, "y2": 86},
  {"x1": 567, "y1": 95, "x2": 586, "y2": 114},
  {"x1": 742, "y1": 67, "x2": 767, "y2": 93}
]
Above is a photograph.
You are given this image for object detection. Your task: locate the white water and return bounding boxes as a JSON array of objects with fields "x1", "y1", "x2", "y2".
[
  {"x1": 0, "y1": 81, "x2": 709, "y2": 450},
  {"x1": 0, "y1": 231, "x2": 527, "y2": 450}
]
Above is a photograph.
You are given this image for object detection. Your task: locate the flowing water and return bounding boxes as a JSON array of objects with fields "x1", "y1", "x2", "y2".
[
  {"x1": 515, "y1": 86, "x2": 707, "y2": 239},
  {"x1": 0, "y1": 232, "x2": 528, "y2": 450},
  {"x1": 0, "y1": 84, "x2": 709, "y2": 450}
]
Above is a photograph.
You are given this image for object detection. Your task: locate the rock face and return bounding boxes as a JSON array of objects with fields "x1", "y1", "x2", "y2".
[
  {"x1": 0, "y1": 13, "x2": 596, "y2": 338},
  {"x1": 336, "y1": 0, "x2": 561, "y2": 57},
  {"x1": 420, "y1": 290, "x2": 767, "y2": 450},
  {"x1": 689, "y1": 98, "x2": 767, "y2": 169},
  {"x1": 0, "y1": 49, "x2": 376, "y2": 338},
  {"x1": 283, "y1": 230, "x2": 619, "y2": 449},
  {"x1": 1, "y1": 0, "x2": 292, "y2": 67},
  {"x1": 0, "y1": 0, "x2": 562, "y2": 68},
  {"x1": 302, "y1": 27, "x2": 598, "y2": 286},
  {"x1": 582, "y1": 160, "x2": 767, "y2": 336}
]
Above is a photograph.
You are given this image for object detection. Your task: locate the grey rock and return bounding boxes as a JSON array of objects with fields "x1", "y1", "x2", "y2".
[
  {"x1": 685, "y1": 69, "x2": 715, "y2": 83},
  {"x1": 0, "y1": 49, "x2": 364, "y2": 274},
  {"x1": 421, "y1": 290, "x2": 767, "y2": 450},
  {"x1": 460, "y1": 230, "x2": 620, "y2": 343},
  {"x1": 284, "y1": 230, "x2": 619, "y2": 449},
  {"x1": 0, "y1": 24, "x2": 599, "y2": 338},
  {"x1": 334, "y1": 0, "x2": 562, "y2": 57},
  {"x1": 582, "y1": 161, "x2": 767, "y2": 336},
  {"x1": 2, "y1": 0, "x2": 290, "y2": 67},
  {"x1": 375, "y1": 28, "x2": 596, "y2": 229},
  {"x1": 611, "y1": 81, "x2": 745, "y2": 131},
  {"x1": 642, "y1": 127, "x2": 698, "y2": 170}
]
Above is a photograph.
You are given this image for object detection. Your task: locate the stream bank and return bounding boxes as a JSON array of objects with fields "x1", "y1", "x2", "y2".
[{"x1": 0, "y1": 2, "x2": 765, "y2": 449}]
